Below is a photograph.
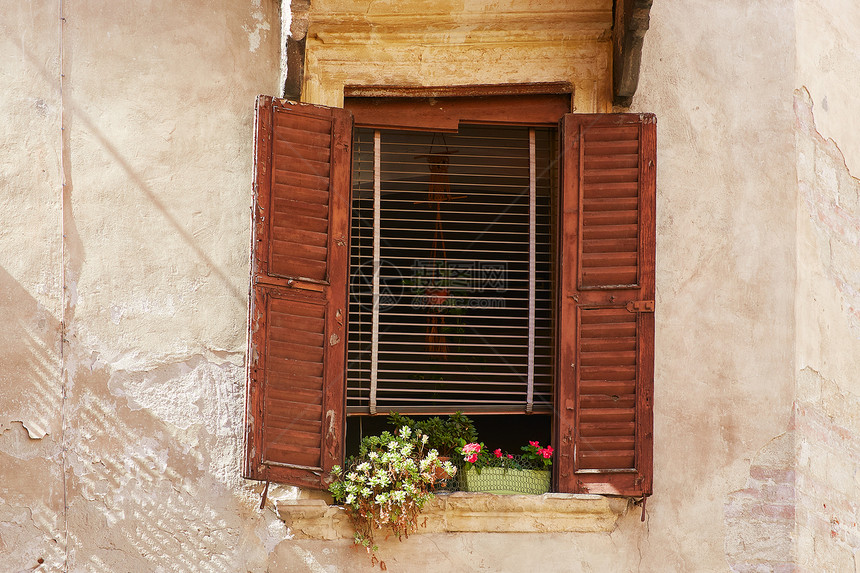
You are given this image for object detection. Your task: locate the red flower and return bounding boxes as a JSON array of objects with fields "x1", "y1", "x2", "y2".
[
  {"x1": 529, "y1": 440, "x2": 540, "y2": 448},
  {"x1": 494, "y1": 448, "x2": 503, "y2": 458}
]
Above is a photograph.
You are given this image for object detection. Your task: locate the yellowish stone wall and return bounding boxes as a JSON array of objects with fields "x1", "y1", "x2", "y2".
[{"x1": 302, "y1": 0, "x2": 614, "y2": 112}]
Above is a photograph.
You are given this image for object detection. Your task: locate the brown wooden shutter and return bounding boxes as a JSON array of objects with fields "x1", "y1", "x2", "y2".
[
  {"x1": 244, "y1": 96, "x2": 353, "y2": 489},
  {"x1": 556, "y1": 113, "x2": 655, "y2": 496}
]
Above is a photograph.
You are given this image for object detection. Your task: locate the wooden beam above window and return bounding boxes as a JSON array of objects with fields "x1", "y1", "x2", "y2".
[
  {"x1": 344, "y1": 83, "x2": 573, "y2": 99},
  {"x1": 344, "y1": 85, "x2": 573, "y2": 131}
]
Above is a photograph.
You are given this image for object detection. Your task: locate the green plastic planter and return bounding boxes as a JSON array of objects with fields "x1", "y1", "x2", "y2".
[{"x1": 463, "y1": 467, "x2": 551, "y2": 495}]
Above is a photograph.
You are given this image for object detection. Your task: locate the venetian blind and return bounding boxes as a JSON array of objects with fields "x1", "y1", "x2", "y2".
[{"x1": 347, "y1": 124, "x2": 555, "y2": 415}]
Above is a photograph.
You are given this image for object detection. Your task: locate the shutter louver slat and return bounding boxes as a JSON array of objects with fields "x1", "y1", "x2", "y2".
[
  {"x1": 274, "y1": 126, "x2": 332, "y2": 149},
  {"x1": 267, "y1": 370, "x2": 323, "y2": 391},
  {"x1": 557, "y1": 113, "x2": 655, "y2": 496},
  {"x1": 264, "y1": 415, "x2": 321, "y2": 437},
  {"x1": 272, "y1": 198, "x2": 329, "y2": 218},
  {"x1": 273, "y1": 214, "x2": 328, "y2": 234},
  {"x1": 272, "y1": 139, "x2": 332, "y2": 166},
  {"x1": 245, "y1": 97, "x2": 352, "y2": 489},
  {"x1": 274, "y1": 111, "x2": 333, "y2": 135},
  {"x1": 267, "y1": 386, "x2": 323, "y2": 406},
  {"x1": 273, "y1": 186, "x2": 330, "y2": 206},
  {"x1": 273, "y1": 170, "x2": 330, "y2": 192}
]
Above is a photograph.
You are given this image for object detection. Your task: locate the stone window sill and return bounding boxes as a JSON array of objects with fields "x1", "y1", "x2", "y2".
[{"x1": 275, "y1": 492, "x2": 629, "y2": 540}]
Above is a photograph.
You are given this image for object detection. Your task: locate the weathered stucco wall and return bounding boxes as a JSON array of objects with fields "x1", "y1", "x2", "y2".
[
  {"x1": 60, "y1": 0, "x2": 284, "y2": 569},
  {"x1": 628, "y1": 1, "x2": 798, "y2": 570},
  {"x1": 794, "y1": 2, "x2": 860, "y2": 569},
  {"x1": 0, "y1": 1, "x2": 64, "y2": 569},
  {"x1": 0, "y1": 0, "x2": 286, "y2": 571},
  {"x1": 794, "y1": 79, "x2": 860, "y2": 573},
  {"x1": 795, "y1": 0, "x2": 860, "y2": 175}
]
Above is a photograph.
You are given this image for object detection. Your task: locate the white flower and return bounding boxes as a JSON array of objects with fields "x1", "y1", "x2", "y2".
[
  {"x1": 356, "y1": 461, "x2": 371, "y2": 472},
  {"x1": 368, "y1": 451, "x2": 378, "y2": 460},
  {"x1": 346, "y1": 493, "x2": 356, "y2": 505},
  {"x1": 399, "y1": 426, "x2": 412, "y2": 439},
  {"x1": 388, "y1": 441, "x2": 399, "y2": 451},
  {"x1": 421, "y1": 434, "x2": 429, "y2": 445}
]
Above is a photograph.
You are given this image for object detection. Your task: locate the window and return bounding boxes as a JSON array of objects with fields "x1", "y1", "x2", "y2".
[
  {"x1": 347, "y1": 124, "x2": 555, "y2": 416},
  {"x1": 243, "y1": 94, "x2": 655, "y2": 496}
]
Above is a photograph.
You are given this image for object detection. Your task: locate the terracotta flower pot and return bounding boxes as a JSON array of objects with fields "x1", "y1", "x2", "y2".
[{"x1": 433, "y1": 456, "x2": 453, "y2": 482}]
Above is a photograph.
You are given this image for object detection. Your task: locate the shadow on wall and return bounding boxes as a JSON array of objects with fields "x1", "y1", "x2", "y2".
[
  {"x1": 0, "y1": 264, "x2": 64, "y2": 569},
  {"x1": 64, "y1": 362, "x2": 250, "y2": 572},
  {"x1": 2, "y1": 48, "x2": 264, "y2": 573},
  {"x1": 12, "y1": 36, "x2": 248, "y2": 315},
  {"x1": 0, "y1": 265, "x2": 266, "y2": 571},
  {"x1": 0, "y1": 264, "x2": 61, "y2": 428}
]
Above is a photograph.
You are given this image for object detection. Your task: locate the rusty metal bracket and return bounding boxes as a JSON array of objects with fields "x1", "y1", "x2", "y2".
[
  {"x1": 260, "y1": 478, "x2": 270, "y2": 510},
  {"x1": 626, "y1": 300, "x2": 655, "y2": 313}
]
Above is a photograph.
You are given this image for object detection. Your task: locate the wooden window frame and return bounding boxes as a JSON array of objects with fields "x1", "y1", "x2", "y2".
[{"x1": 245, "y1": 89, "x2": 655, "y2": 497}]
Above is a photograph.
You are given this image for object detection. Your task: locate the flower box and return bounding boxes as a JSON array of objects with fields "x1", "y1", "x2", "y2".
[{"x1": 462, "y1": 466, "x2": 551, "y2": 495}]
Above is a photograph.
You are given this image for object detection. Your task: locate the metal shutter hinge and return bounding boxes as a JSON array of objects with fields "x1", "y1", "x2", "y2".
[{"x1": 626, "y1": 300, "x2": 655, "y2": 313}]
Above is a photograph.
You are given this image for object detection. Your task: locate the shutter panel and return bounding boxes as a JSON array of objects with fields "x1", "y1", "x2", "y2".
[
  {"x1": 556, "y1": 113, "x2": 655, "y2": 496},
  {"x1": 244, "y1": 96, "x2": 352, "y2": 489}
]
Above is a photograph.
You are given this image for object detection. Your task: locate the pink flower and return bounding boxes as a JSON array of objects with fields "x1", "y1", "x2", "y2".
[
  {"x1": 462, "y1": 443, "x2": 481, "y2": 454},
  {"x1": 494, "y1": 449, "x2": 503, "y2": 458},
  {"x1": 529, "y1": 440, "x2": 540, "y2": 448},
  {"x1": 538, "y1": 446, "x2": 554, "y2": 459},
  {"x1": 507, "y1": 454, "x2": 514, "y2": 459},
  {"x1": 461, "y1": 442, "x2": 482, "y2": 463}
]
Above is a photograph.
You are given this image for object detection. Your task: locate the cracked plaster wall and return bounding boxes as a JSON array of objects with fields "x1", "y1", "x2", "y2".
[
  {"x1": 794, "y1": 1, "x2": 860, "y2": 569},
  {"x1": 0, "y1": 0, "x2": 288, "y2": 571},
  {"x1": 794, "y1": 85, "x2": 860, "y2": 570},
  {"x1": 0, "y1": 1, "x2": 64, "y2": 570},
  {"x1": 633, "y1": 1, "x2": 798, "y2": 570}
]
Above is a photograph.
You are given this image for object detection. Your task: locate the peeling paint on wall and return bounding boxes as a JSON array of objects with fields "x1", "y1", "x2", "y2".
[
  {"x1": 724, "y1": 429, "x2": 796, "y2": 571},
  {"x1": 246, "y1": 0, "x2": 272, "y2": 53},
  {"x1": 795, "y1": 87, "x2": 860, "y2": 336},
  {"x1": 794, "y1": 368, "x2": 860, "y2": 571}
]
